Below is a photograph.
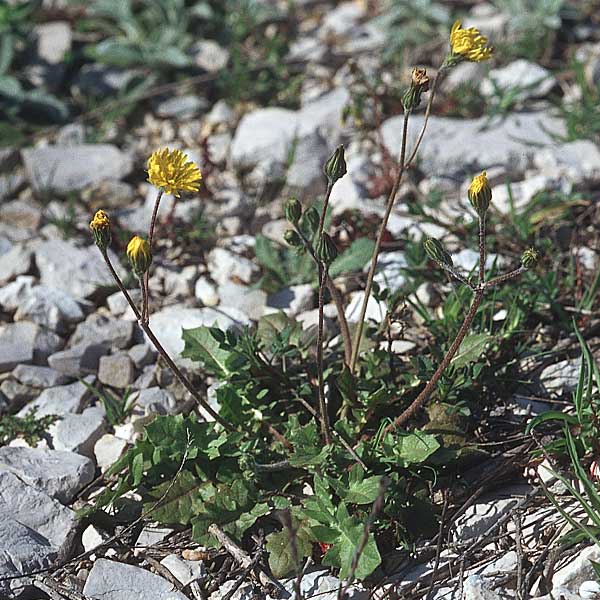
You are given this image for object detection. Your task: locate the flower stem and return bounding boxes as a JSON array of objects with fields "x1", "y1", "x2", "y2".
[
  {"x1": 100, "y1": 249, "x2": 234, "y2": 432},
  {"x1": 143, "y1": 188, "x2": 164, "y2": 322},
  {"x1": 479, "y1": 214, "x2": 486, "y2": 285}
]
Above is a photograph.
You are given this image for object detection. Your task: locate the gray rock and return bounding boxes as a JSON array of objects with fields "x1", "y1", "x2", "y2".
[
  {"x1": 128, "y1": 344, "x2": 155, "y2": 369},
  {"x1": 374, "y1": 252, "x2": 408, "y2": 291},
  {"x1": 0, "y1": 170, "x2": 25, "y2": 201},
  {"x1": 320, "y1": 1, "x2": 365, "y2": 36},
  {"x1": 48, "y1": 342, "x2": 109, "y2": 377},
  {"x1": 230, "y1": 107, "x2": 299, "y2": 171},
  {"x1": 14, "y1": 285, "x2": 85, "y2": 333},
  {"x1": 26, "y1": 21, "x2": 72, "y2": 89},
  {"x1": 71, "y1": 313, "x2": 135, "y2": 350},
  {"x1": 207, "y1": 247, "x2": 258, "y2": 286},
  {"x1": 0, "y1": 321, "x2": 64, "y2": 372},
  {"x1": 539, "y1": 356, "x2": 582, "y2": 395},
  {"x1": 190, "y1": 39, "x2": 230, "y2": 72},
  {"x1": 453, "y1": 497, "x2": 519, "y2": 542},
  {"x1": 0, "y1": 446, "x2": 94, "y2": 503},
  {"x1": 83, "y1": 558, "x2": 189, "y2": 600},
  {"x1": 73, "y1": 64, "x2": 140, "y2": 97},
  {"x1": 463, "y1": 574, "x2": 510, "y2": 600},
  {"x1": 155, "y1": 94, "x2": 208, "y2": 119},
  {"x1": 56, "y1": 122, "x2": 85, "y2": 146},
  {"x1": 218, "y1": 281, "x2": 267, "y2": 321},
  {"x1": 22, "y1": 144, "x2": 133, "y2": 194},
  {"x1": 0, "y1": 199, "x2": 43, "y2": 242},
  {"x1": 553, "y1": 546, "x2": 600, "y2": 594},
  {"x1": 94, "y1": 434, "x2": 128, "y2": 472},
  {"x1": 381, "y1": 111, "x2": 566, "y2": 177},
  {"x1": 491, "y1": 174, "x2": 567, "y2": 214},
  {"x1": 161, "y1": 264, "x2": 198, "y2": 298},
  {"x1": 534, "y1": 140, "x2": 600, "y2": 184},
  {"x1": 50, "y1": 406, "x2": 106, "y2": 458},
  {"x1": 345, "y1": 292, "x2": 387, "y2": 324},
  {"x1": 0, "y1": 380, "x2": 36, "y2": 412},
  {"x1": 205, "y1": 100, "x2": 234, "y2": 128},
  {"x1": 106, "y1": 288, "x2": 141, "y2": 319},
  {"x1": 481, "y1": 59, "x2": 557, "y2": 101},
  {"x1": 287, "y1": 131, "x2": 330, "y2": 196},
  {"x1": 131, "y1": 365, "x2": 156, "y2": 390},
  {"x1": 452, "y1": 249, "x2": 506, "y2": 273},
  {"x1": 0, "y1": 275, "x2": 35, "y2": 311},
  {"x1": 35, "y1": 239, "x2": 126, "y2": 299},
  {"x1": 195, "y1": 276, "x2": 219, "y2": 306},
  {"x1": 580, "y1": 580, "x2": 600, "y2": 599},
  {"x1": 267, "y1": 284, "x2": 314, "y2": 316},
  {"x1": 98, "y1": 353, "x2": 136, "y2": 389},
  {"x1": 133, "y1": 387, "x2": 176, "y2": 417},
  {"x1": 207, "y1": 132, "x2": 232, "y2": 164},
  {"x1": 0, "y1": 471, "x2": 77, "y2": 596},
  {"x1": 297, "y1": 87, "x2": 349, "y2": 143},
  {"x1": 160, "y1": 553, "x2": 205, "y2": 586},
  {"x1": 0, "y1": 245, "x2": 32, "y2": 285},
  {"x1": 19, "y1": 377, "x2": 92, "y2": 417},
  {"x1": 148, "y1": 305, "x2": 250, "y2": 367},
  {"x1": 12, "y1": 364, "x2": 70, "y2": 387},
  {"x1": 276, "y1": 568, "x2": 368, "y2": 600}
]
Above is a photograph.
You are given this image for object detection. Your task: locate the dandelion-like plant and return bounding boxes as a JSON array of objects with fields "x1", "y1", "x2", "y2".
[
  {"x1": 448, "y1": 20, "x2": 494, "y2": 63},
  {"x1": 147, "y1": 147, "x2": 202, "y2": 198}
]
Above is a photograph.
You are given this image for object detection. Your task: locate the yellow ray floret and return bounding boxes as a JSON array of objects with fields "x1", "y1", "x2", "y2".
[
  {"x1": 89, "y1": 209, "x2": 110, "y2": 231},
  {"x1": 450, "y1": 20, "x2": 493, "y2": 62},
  {"x1": 127, "y1": 235, "x2": 152, "y2": 275},
  {"x1": 147, "y1": 148, "x2": 202, "y2": 197}
]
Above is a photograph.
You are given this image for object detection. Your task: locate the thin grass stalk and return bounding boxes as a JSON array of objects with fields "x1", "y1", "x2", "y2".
[{"x1": 99, "y1": 249, "x2": 233, "y2": 431}]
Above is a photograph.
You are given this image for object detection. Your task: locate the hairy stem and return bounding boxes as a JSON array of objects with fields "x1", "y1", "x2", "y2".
[
  {"x1": 479, "y1": 214, "x2": 486, "y2": 285},
  {"x1": 349, "y1": 109, "x2": 411, "y2": 373},
  {"x1": 316, "y1": 181, "x2": 334, "y2": 444},
  {"x1": 100, "y1": 250, "x2": 233, "y2": 431},
  {"x1": 143, "y1": 188, "x2": 164, "y2": 321},
  {"x1": 380, "y1": 288, "x2": 484, "y2": 439}
]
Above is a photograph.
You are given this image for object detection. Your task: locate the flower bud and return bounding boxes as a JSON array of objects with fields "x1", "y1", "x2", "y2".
[
  {"x1": 285, "y1": 197, "x2": 302, "y2": 225},
  {"x1": 89, "y1": 209, "x2": 111, "y2": 252},
  {"x1": 423, "y1": 237, "x2": 453, "y2": 268},
  {"x1": 323, "y1": 145, "x2": 347, "y2": 185},
  {"x1": 316, "y1": 233, "x2": 338, "y2": 264},
  {"x1": 402, "y1": 67, "x2": 430, "y2": 111},
  {"x1": 127, "y1": 235, "x2": 152, "y2": 276},
  {"x1": 301, "y1": 206, "x2": 320, "y2": 237},
  {"x1": 521, "y1": 247, "x2": 540, "y2": 269},
  {"x1": 284, "y1": 229, "x2": 303, "y2": 248},
  {"x1": 468, "y1": 171, "x2": 492, "y2": 217}
]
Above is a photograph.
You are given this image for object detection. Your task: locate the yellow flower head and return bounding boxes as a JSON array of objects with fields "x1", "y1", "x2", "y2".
[
  {"x1": 450, "y1": 20, "x2": 493, "y2": 62},
  {"x1": 89, "y1": 209, "x2": 111, "y2": 251},
  {"x1": 468, "y1": 171, "x2": 492, "y2": 216},
  {"x1": 147, "y1": 148, "x2": 202, "y2": 198},
  {"x1": 127, "y1": 235, "x2": 152, "y2": 276}
]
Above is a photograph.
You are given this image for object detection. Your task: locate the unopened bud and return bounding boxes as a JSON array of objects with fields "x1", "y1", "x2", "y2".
[
  {"x1": 403, "y1": 67, "x2": 430, "y2": 111},
  {"x1": 423, "y1": 237, "x2": 453, "y2": 268},
  {"x1": 89, "y1": 209, "x2": 111, "y2": 252},
  {"x1": 284, "y1": 229, "x2": 303, "y2": 248},
  {"x1": 323, "y1": 145, "x2": 347, "y2": 184},
  {"x1": 521, "y1": 247, "x2": 540, "y2": 269},
  {"x1": 316, "y1": 233, "x2": 338, "y2": 264},
  {"x1": 285, "y1": 197, "x2": 302, "y2": 224},
  {"x1": 301, "y1": 206, "x2": 320, "y2": 237},
  {"x1": 127, "y1": 235, "x2": 152, "y2": 276},
  {"x1": 468, "y1": 171, "x2": 492, "y2": 217}
]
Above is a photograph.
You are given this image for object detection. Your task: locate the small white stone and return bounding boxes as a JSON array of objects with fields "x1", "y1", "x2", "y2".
[
  {"x1": 82, "y1": 525, "x2": 109, "y2": 553},
  {"x1": 194, "y1": 277, "x2": 219, "y2": 306},
  {"x1": 345, "y1": 291, "x2": 387, "y2": 324},
  {"x1": 94, "y1": 434, "x2": 128, "y2": 472},
  {"x1": 160, "y1": 554, "x2": 205, "y2": 586}
]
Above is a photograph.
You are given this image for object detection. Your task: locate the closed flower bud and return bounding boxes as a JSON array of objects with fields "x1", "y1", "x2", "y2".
[
  {"x1": 127, "y1": 235, "x2": 152, "y2": 276},
  {"x1": 323, "y1": 145, "x2": 347, "y2": 184},
  {"x1": 468, "y1": 171, "x2": 492, "y2": 217},
  {"x1": 284, "y1": 229, "x2": 303, "y2": 248},
  {"x1": 403, "y1": 67, "x2": 430, "y2": 111},
  {"x1": 521, "y1": 247, "x2": 540, "y2": 269},
  {"x1": 301, "y1": 206, "x2": 320, "y2": 237},
  {"x1": 424, "y1": 237, "x2": 453, "y2": 268},
  {"x1": 89, "y1": 209, "x2": 111, "y2": 252},
  {"x1": 316, "y1": 233, "x2": 338, "y2": 264},
  {"x1": 285, "y1": 197, "x2": 302, "y2": 224}
]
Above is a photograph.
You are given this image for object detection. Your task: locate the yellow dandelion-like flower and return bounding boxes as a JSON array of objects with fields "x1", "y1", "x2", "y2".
[
  {"x1": 468, "y1": 171, "x2": 492, "y2": 216},
  {"x1": 89, "y1": 209, "x2": 111, "y2": 251},
  {"x1": 127, "y1": 235, "x2": 152, "y2": 276},
  {"x1": 450, "y1": 20, "x2": 493, "y2": 63},
  {"x1": 147, "y1": 148, "x2": 202, "y2": 198}
]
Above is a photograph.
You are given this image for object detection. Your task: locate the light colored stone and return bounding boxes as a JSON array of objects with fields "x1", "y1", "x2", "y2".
[
  {"x1": 0, "y1": 275, "x2": 35, "y2": 311},
  {"x1": 218, "y1": 281, "x2": 267, "y2": 320},
  {"x1": 534, "y1": 140, "x2": 600, "y2": 184},
  {"x1": 133, "y1": 387, "x2": 176, "y2": 417},
  {"x1": 18, "y1": 377, "x2": 92, "y2": 418},
  {"x1": 0, "y1": 446, "x2": 94, "y2": 503},
  {"x1": 155, "y1": 94, "x2": 207, "y2": 119},
  {"x1": 160, "y1": 553, "x2": 205, "y2": 586},
  {"x1": 451, "y1": 249, "x2": 506, "y2": 273},
  {"x1": 71, "y1": 313, "x2": 134, "y2": 350},
  {"x1": 83, "y1": 558, "x2": 188, "y2": 600},
  {"x1": 0, "y1": 245, "x2": 32, "y2": 285},
  {"x1": 22, "y1": 144, "x2": 133, "y2": 193},
  {"x1": 0, "y1": 321, "x2": 64, "y2": 373},
  {"x1": 12, "y1": 364, "x2": 70, "y2": 388},
  {"x1": 128, "y1": 344, "x2": 155, "y2": 369},
  {"x1": 381, "y1": 111, "x2": 566, "y2": 177},
  {"x1": 98, "y1": 354, "x2": 136, "y2": 389},
  {"x1": 195, "y1": 276, "x2": 219, "y2": 306},
  {"x1": 553, "y1": 545, "x2": 600, "y2": 593},
  {"x1": 345, "y1": 291, "x2": 387, "y2": 324},
  {"x1": 491, "y1": 174, "x2": 568, "y2": 214},
  {"x1": 539, "y1": 356, "x2": 582, "y2": 395},
  {"x1": 48, "y1": 342, "x2": 109, "y2": 377},
  {"x1": 14, "y1": 285, "x2": 85, "y2": 333},
  {"x1": 287, "y1": 131, "x2": 330, "y2": 195},
  {"x1": 267, "y1": 284, "x2": 314, "y2": 316},
  {"x1": 94, "y1": 434, "x2": 128, "y2": 472},
  {"x1": 453, "y1": 497, "x2": 519, "y2": 542},
  {"x1": 190, "y1": 39, "x2": 229, "y2": 72},
  {"x1": 50, "y1": 406, "x2": 106, "y2": 458},
  {"x1": 35, "y1": 239, "x2": 126, "y2": 299},
  {"x1": 207, "y1": 247, "x2": 258, "y2": 286},
  {"x1": 82, "y1": 524, "x2": 110, "y2": 554},
  {"x1": 481, "y1": 59, "x2": 557, "y2": 101}
]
